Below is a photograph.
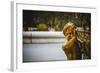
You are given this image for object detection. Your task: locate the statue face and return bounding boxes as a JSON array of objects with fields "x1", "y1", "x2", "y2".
[
  {"x1": 65, "y1": 28, "x2": 73, "y2": 41},
  {"x1": 63, "y1": 22, "x2": 76, "y2": 41}
]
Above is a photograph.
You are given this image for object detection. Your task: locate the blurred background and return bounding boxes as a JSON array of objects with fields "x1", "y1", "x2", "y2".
[{"x1": 23, "y1": 10, "x2": 91, "y2": 31}]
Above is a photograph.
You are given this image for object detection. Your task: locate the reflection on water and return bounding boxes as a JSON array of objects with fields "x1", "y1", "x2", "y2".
[{"x1": 23, "y1": 43, "x2": 67, "y2": 62}]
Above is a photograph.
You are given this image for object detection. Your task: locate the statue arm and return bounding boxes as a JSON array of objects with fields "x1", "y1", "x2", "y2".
[{"x1": 63, "y1": 37, "x2": 76, "y2": 49}]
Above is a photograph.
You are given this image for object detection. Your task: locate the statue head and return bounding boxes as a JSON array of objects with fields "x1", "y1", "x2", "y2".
[{"x1": 63, "y1": 22, "x2": 76, "y2": 41}]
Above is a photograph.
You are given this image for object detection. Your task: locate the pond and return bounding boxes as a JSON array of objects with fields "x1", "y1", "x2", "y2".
[{"x1": 23, "y1": 43, "x2": 67, "y2": 62}]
